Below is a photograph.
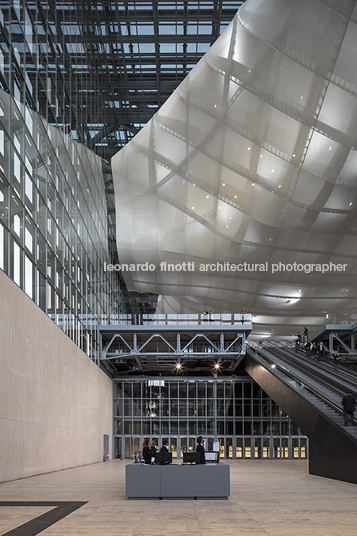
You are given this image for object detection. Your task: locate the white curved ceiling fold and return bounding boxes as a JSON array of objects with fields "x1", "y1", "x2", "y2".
[{"x1": 112, "y1": 0, "x2": 357, "y2": 330}]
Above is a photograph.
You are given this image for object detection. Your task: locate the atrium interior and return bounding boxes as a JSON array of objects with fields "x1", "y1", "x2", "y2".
[{"x1": 1, "y1": 0, "x2": 357, "y2": 534}]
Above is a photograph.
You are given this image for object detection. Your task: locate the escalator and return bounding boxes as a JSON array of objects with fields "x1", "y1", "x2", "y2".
[{"x1": 245, "y1": 341, "x2": 357, "y2": 484}]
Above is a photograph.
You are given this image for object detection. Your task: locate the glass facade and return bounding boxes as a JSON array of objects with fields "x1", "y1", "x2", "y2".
[
  {"x1": 0, "y1": 2, "x2": 126, "y2": 361},
  {"x1": 0, "y1": 87, "x2": 124, "y2": 359},
  {"x1": 0, "y1": 1, "x2": 245, "y2": 162},
  {"x1": 0, "y1": 0, "x2": 111, "y2": 157},
  {"x1": 114, "y1": 378, "x2": 308, "y2": 460}
]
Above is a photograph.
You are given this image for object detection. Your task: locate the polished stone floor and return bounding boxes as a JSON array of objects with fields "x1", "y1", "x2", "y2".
[{"x1": 1, "y1": 459, "x2": 357, "y2": 535}]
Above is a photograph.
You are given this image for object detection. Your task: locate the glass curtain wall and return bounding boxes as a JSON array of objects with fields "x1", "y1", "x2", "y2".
[
  {"x1": 114, "y1": 378, "x2": 309, "y2": 460},
  {"x1": 0, "y1": 1, "x2": 125, "y2": 360}
]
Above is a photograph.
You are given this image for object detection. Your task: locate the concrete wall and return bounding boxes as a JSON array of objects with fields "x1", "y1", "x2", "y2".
[{"x1": 0, "y1": 270, "x2": 113, "y2": 483}]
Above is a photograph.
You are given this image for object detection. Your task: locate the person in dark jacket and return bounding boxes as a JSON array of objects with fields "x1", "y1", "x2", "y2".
[
  {"x1": 160, "y1": 439, "x2": 169, "y2": 453},
  {"x1": 317, "y1": 342, "x2": 325, "y2": 360},
  {"x1": 143, "y1": 438, "x2": 155, "y2": 464},
  {"x1": 157, "y1": 439, "x2": 170, "y2": 464},
  {"x1": 333, "y1": 350, "x2": 340, "y2": 370},
  {"x1": 295, "y1": 333, "x2": 302, "y2": 351},
  {"x1": 196, "y1": 436, "x2": 205, "y2": 464},
  {"x1": 342, "y1": 392, "x2": 356, "y2": 426},
  {"x1": 303, "y1": 327, "x2": 309, "y2": 342},
  {"x1": 304, "y1": 339, "x2": 311, "y2": 358}
]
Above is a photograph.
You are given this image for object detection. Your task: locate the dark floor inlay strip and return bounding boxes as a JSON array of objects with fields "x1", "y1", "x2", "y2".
[{"x1": 0, "y1": 501, "x2": 88, "y2": 536}]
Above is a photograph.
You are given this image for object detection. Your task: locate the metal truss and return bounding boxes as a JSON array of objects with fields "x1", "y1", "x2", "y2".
[
  {"x1": 313, "y1": 323, "x2": 357, "y2": 359},
  {"x1": 99, "y1": 323, "x2": 251, "y2": 376},
  {"x1": 328, "y1": 332, "x2": 356, "y2": 355}
]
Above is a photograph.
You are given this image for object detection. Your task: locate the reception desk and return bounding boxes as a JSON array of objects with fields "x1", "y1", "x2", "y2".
[{"x1": 125, "y1": 463, "x2": 230, "y2": 499}]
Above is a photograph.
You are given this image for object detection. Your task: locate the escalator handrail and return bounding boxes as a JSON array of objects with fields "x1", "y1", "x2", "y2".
[
  {"x1": 246, "y1": 346, "x2": 357, "y2": 427},
  {"x1": 269, "y1": 344, "x2": 357, "y2": 392}
]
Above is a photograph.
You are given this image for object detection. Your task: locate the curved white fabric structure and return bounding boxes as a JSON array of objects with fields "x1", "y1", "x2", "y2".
[{"x1": 112, "y1": 0, "x2": 357, "y2": 330}]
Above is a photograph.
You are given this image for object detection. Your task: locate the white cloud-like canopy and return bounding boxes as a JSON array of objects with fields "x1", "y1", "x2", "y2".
[{"x1": 112, "y1": 0, "x2": 357, "y2": 328}]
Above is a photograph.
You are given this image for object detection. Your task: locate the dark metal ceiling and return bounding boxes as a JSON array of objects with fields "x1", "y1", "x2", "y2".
[{"x1": 37, "y1": 1, "x2": 246, "y2": 161}]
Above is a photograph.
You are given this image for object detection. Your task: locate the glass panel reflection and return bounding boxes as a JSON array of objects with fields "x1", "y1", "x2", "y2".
[{"x1": 113, "y1": 378, "x2": 307, "y2": 460}]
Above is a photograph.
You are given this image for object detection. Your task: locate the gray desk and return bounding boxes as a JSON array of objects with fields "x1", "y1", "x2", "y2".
[{"x1": 125, "y1": 463, "x2": 230, "y2": 499}]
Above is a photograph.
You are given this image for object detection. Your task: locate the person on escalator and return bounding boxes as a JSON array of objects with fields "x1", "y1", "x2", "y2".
[
  {"x1": 303, "y1": 327, "x2": 309, "y2": 342},
  {"x1": 342, "y1": 392, "x2": 356, "y2": 426},
  {"x1": 317, "y1": 342, "x2": 325, "y2": 360},
  {"x1": 295, "y1": 333, "x2": 302, "y2": 351},
  {"x1": 333, "y1": 350, "x2": 340, "y2": 370},
  {"x1": 310, "y1": 341, "x2": 317, "y2": 359},
  {"x1": 304, "y1": 339, "x2": 311, "y2": 358}
]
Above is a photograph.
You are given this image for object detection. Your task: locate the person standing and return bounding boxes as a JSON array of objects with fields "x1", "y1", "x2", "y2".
[
  {"x1": 196, "y1": 436, "x2": 206, "y2": 464},
  {"x1": 317, "y1": 341, "x2": 325, "y2": 360},
  {"x1": 240, "y1": 308, "x2": 246, "y2": 324},
  {"x1": 342, "y1": 392, "x2": 356, "y2": 426},
  {"x1": 311, "y1": 341, "x2": 317, "y2": 359},
  {"x1": 209, "y1": 310, "x2": 215, "y2": 323},
  {"x1": 202, "y1": 309, "x2": 209, "y2": 322},
  {"x1": 295, "y1": 332, "x2": 302, "y2": 351},
  {"x1": 333, "y1": 350, "x2": 340, "y2": 370},
  {"x1": 303, "y1": 327, "x2": 308, "y2": 343},
  {"x1": 160, "y1": 439, "x2": 169, "y2": 453},
  {"x1": 158, "y1": 438, "x2": 170, "y2": 464},
  {"x1": 304, "y1": 339, "x2": 311, "y2": 359}
]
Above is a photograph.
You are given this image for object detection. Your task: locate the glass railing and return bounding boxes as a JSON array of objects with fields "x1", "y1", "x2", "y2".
[{"x1": 106, "y1": 313, "x2": 252, "y2": 326}]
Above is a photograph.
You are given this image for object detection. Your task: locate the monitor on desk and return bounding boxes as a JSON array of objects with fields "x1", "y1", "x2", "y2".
[
  {"x1": 155, "y1": 452, "x2": 172, "y2": 464},
  {"x1": 183, "y1": 452, "x2": 201, "y2": 464},
  {"x1": 205, "y1": 451, "x2": 219, "y2": 463}
]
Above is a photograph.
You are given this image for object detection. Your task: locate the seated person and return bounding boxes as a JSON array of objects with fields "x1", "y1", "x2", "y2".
[
  {"x1": 196, "y1": 436, "x2": 206, "y2": 464},
  {"x1": 142, "y1": 438, "x2": 155, "y2": 464},
  {"x1": 157, "y1": 439, "x2": 170, "y2": 464}
]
